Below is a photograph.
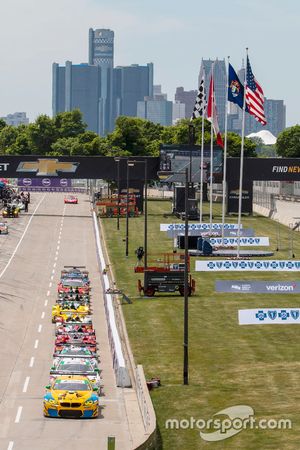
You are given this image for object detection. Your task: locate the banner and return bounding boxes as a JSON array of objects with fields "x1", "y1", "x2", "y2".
[
  {"x1": 166, "y1": 228, "x2": 255, "y2": 238},
  {"x1": 18, "y1": 178, "x2": 71, "y2": 187},
  {"x1": 196, "y1": 260, "x2": 300, "y2": 272},
  {"x1": 216, "y1": 281, "x2": 300, "y2": 294},
  {"x1": 239, "y1": 308, "x2": 300, "y2": 325},
  {"x1": 161, "y1": 223, "x2": 242, "y2": 232},
  {"x1": 209, "y1": 237, "x2": 269, "y2": 247}
]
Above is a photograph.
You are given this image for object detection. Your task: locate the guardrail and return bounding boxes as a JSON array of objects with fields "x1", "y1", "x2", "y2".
[{"x1": 92, "y1": 210, "x2": 131, "y2": 388}]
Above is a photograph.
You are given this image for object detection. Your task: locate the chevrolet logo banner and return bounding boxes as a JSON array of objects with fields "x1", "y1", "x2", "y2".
[{"x1": 16, "y1": 159, "x2": 79, "y2": 176}]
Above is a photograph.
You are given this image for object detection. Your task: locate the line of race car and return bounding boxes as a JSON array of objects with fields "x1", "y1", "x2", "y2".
[{"x1": 43, "y1": 266, "x2": 102, "y2": 419}]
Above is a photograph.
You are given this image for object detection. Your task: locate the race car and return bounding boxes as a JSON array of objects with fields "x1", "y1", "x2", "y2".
[
  {"x1": 61, "y1": 267, "x2": 89, "y2": 282},
  {"x1": 57, "y1": 292, "x2": 90, "y2": 304},
  {"x1": 55, "y1": 323, "x2": 95, "y2": 335},
  {"x1": 55, "y1": 333, "x2": 97, "y2": 347},
  {"x1": 64, "y1": 195, "x2": 78, "y2": 204},
  {"x1": 2, "y1": 205, "x2": 19, "y2": 218},
  {"x1": 54, "y1": 340, "x2": 97, "y2": 355},
  {"x1": 57, "y1": 278, "x2": 90, "y2": 295},
  {"x1": 43, "y1": 375, "x2": 99, "y2": 418},
  {"x1": 52, "y1": 304, "x2": 90, "y2": 323},
  {"x1": 49, "y1": 358, "x2": 101, "y2": 392},
  {"x1": 53, "y1": 345, "x2": 99, "y2": 361},
  {"x1": 56, "y1": 296, "x2": 90, "y2": 307},
  {"x1": 54, "y1": 313, "x2": 93, "y2": 324},
  {"x1": 0, "y1": 222, "x2": 8, "y2": 234}
]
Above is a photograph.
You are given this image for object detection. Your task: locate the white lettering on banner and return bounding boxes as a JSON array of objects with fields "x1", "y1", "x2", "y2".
[
  {"x1": 0, "y1": 163, "x2": 9, "y2": 171},
  {"x1": 239, "y1": 309, "x2": 300, "y2": 325},
  {"x1": 209, "y1": 237, "x2": 269, "y2": 247},
  {"x1": 196, "y1": 260, "x2": 300, "y2": 272},
  {"x1": 160, "y1": 223, "x2": 243, "y2": 232}
]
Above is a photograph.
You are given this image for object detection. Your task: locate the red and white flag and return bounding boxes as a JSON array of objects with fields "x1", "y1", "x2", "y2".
[{"x1": 207, "y1": 75, "x2": 224, "y2": 148}]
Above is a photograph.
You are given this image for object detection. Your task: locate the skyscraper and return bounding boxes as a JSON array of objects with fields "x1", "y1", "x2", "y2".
[
  {"x1": 174, "y1": 87, "x2": 197, "y2": 119},
  {"x1": 52, "y1": 61, "x2": 102, "y2": 134},
  {"x1": 198, "y1": 59, "x2": 226, "y2": 131},
  {"x1": 89, "y1": 29, "x2": 114, "y2": 134}
]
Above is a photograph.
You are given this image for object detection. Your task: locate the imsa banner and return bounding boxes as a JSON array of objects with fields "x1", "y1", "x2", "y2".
[
  {"x1": 239, "y1": 308, "x2": 300, "y2": 325},
  {"x1": 216, "y1": 281, "x2": 300, "y2": 294},
  {"x1": 196, "y1": 260, "x2": 300, "y2": 272},
  {"x1": 160, "y1": 223, "x2": 243, "y2": 232},
  {"x1": 209, "y1": 237, "x2": 269, "y2": 247}
]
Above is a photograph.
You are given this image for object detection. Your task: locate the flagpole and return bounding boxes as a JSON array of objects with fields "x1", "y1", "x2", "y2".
[
  {"x1": 209, "y1": 63, "x2": 214, "y2": 230},
  {"x1": 221, "y1": 56, "x2": 230, "y2": 244},
  {"x1": 199, "y1": 74, "x2": 205, "y2": 224},
  {"x1": 237, "y1": 48, "x2": 248, "y2": 257}
]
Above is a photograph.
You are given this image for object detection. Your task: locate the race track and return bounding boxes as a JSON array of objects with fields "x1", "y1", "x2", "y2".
[{"x1": 0, "y1": 192, "x2": 132, "y2": 450}]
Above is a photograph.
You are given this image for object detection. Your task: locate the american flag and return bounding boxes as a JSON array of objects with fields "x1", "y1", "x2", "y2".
[
  {"x1": 191, "y1": 75, "x2": 206, "y2": 120},
  {"x1": 245, "y1": 56, "x2": 267, "y2": 125}
]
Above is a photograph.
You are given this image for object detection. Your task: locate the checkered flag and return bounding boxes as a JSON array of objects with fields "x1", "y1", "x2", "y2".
[{"x1": 191, "y1": 75, "x2": 207, "y2": 120}]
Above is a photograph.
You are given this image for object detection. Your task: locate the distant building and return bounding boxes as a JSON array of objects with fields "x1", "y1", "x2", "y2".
[
  {"x1": 172, "y1": 101, "x2": 186, "y2": 124},
  {"x1": 175, "y1": 87, "x2": 197, "y2": 119},
  {"x1": 2, "y1": 112, "x2": 29, "y2": 126},
  {"x1": 52, "y1": 61, "x2": 102, "y2": 134},
  {"x1": 137, "y1": 97, "x2": 172, "y2": 126},
  {"x1": 112, "y1": 63, "x2": 153, "y2": 120},
  {"x1": 88, "y1": 28, "x2": 114, "y2": 134},
  {"x1": 198, "y1": 58, "x2": 226, "y2": 132}
]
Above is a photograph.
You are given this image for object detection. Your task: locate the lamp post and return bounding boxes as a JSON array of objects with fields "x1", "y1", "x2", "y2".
[
  {"x1": 183, "y1": 167, "x2": 189, "y2": 385},
  {"x1": 125, "y1": 161, "x2": 134, "y2": 257}
]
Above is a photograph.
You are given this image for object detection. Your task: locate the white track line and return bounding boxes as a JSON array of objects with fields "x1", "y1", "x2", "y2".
[
  {"x1": 38, "y1": 324, "x2": 42, "y2": 333},
  {"x1": 15, "y1": 406, "x2": 23, "y2": 423},
  {"x1": 41, "y1": 312, "x2": 45, "y2": 319},
  {"x1": 22, "y1": 377, "x2": 30, "y2": 393},
  {"x1": 47, "y1": 290, "x2": 50, "y2": 297},
  {"x1": 0, "y1": 195, "x2": 45, "y2": 280},
  {"x1": 7, "y1": 441, "x2": 14, "y2": 450},
  {"x1": 44, "y1": 299, "x2": 48, "y2": 306},
  {"x1": 29, "y1": 357, "x2": 35, "y2": 368},
  {"x1": 49, "y1": 282, "x2": 52, "y2": 288},
  {"x1": 53, "y1": 262, "x2": 56, "y2": 268},
  {"x1": 50, "y1": 275, "x2": 54, "y2": 281},
  {"x1": 34, "y1": 339, "x2": 39, "y2": 349}
]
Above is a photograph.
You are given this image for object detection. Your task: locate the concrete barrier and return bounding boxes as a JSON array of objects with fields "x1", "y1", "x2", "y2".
[{"x1": 92, "y1": 210, "x2": 131, "y2": 387}]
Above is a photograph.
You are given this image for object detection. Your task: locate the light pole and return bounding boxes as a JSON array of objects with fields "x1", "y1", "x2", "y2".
[
  {"x1": 127, "y1": 159, "x2": 148, "y2": 270},
  {"x1": 183, "y1": 167, "x2": 189, "y2": 385},
  {"x1": 125, "y1": 161, "x2": 135, "y2": 257}
]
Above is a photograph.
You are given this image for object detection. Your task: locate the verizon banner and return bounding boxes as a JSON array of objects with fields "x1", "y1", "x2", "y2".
[
  {"x1": 196, "y1": 260, "x2": 300, "y2": 272},
  {"x1": 160, "y1": 223, "x2": 242, "y2": 232},
  {"x1": 216, "y1": 281, "x2": 300, "y2": 294},
  {"x1": 209, "y1": 237, "x2": 269, "y2": 247},
  {"x1": 239, "y1": 308, "x2": 300, "y2": 325}
]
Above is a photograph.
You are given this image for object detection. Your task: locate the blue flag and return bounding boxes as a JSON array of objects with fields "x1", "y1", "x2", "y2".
[{"x1": 228, "y1": 63, "x2": 247, "y2": 111}]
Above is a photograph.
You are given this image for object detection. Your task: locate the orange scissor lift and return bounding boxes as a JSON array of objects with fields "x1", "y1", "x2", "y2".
[
  {"x1": 96, "y1": 194, "x2": 139, "y2": 218},
  {"x1": 135, "y1": 253, "x2": 196, "y2": 297}
]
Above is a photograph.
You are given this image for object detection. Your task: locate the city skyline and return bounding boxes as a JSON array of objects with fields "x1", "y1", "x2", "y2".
[{"x1": 0, "y1": 0, "x2": 298, "y2": 127}]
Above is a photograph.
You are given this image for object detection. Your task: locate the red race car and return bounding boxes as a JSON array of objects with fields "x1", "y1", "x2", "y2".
[{"x1": 64, "y1": 195, "x2": 78, "y2": 204}]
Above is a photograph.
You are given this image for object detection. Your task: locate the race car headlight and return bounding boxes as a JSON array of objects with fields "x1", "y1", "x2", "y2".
[
  {"x1": 84, "y1": 399, "x2": 98, "y2": 406},
  {"x1": 45, "y1": 397, "x2": 58, "y2": 406}
]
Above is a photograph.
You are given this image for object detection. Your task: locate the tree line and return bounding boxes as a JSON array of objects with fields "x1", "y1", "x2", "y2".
[{"x1": 0, "y1": 109, "x2": 297, "y2": 157}]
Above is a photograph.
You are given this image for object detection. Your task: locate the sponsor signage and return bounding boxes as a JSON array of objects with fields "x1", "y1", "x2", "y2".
[
  {"x1": 166, "y1": 228, "x2": 255, "y2": 238},
  {"x1": 161, "y1": 223, "x2": 243, "y2": 232},
  {"x1": 18, "y1": 178, "x2": 71, "y2": 187},
  {"x1": 216, "y1": 281, "x2": 300, "y2": 294},
  {"x1": 239, "y1": 308, "x2": 300, "y2": 325},
  {"x1": 227, "y1": 158, "x2": 300, "y2": 182},
  {"x1": 209, "y1": 237, "x2": 269, "y2": 247},
  {"x1": 196, "y1": 260, "x2": 300, "y2": 272},
  {"x1": 227, "y1": 181, "x2": 253, "y2": 215}
]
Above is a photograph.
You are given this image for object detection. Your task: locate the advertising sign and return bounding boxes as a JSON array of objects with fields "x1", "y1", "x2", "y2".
[
  {"x1": 227, "y1": 181, "x2": 253, "y2": 215},
  {"x1": 216, "y1": 281, "x2": 300, "y2": 294},
  {"x1": 161, "y1": 223, "x2": 243, "y2": 232},
  {"x1": 196, "y1": 260, "x2": 300, "y2": 272},
  {"x1": 239, "y1": 308, "x2": 300, "y2": 325},
  {"x1": 166, "y1": 228, "x2": 255, "y2": 238},
  {"x1": 209, "y1": 237, "x2": 269, "y2": 247}
]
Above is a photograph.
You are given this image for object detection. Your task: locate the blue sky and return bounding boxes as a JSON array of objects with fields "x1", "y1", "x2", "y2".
[{"x1": 0, "y1": 0, "x2": 298, "y2": 126}]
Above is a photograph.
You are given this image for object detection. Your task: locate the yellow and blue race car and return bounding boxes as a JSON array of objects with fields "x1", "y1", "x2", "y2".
[
  {"x1": 43, "y1": 375, "x2": 99, "y2": 418},
  {"x1": 52, "y1": 304, "x2": 90, "y2": 323}
]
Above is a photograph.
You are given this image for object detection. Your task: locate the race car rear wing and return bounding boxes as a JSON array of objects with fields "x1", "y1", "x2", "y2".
[{"x1": 53, "y1": 352, "x2": 99, "y2": 360}]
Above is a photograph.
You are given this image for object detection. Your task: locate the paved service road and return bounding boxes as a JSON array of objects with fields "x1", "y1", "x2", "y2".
[{"x1": 0, "y1": 193, "x2": 132, "y2": 450}]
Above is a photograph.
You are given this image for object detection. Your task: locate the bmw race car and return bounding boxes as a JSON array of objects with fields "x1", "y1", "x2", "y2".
[
  {"x1": 0, "y1": 222, "x2": 8, "y2": 234},
  {"x1": 57, "y1": 278, "x2": 90, "y2": 295},
  {"x1": 43, "y1": 375, "x2": 99, "y2": 418},
  {"x1": 64, "y1": 195, "x2": 78, "y2": 204},
  {"x1": 49, "y1": 357, "x2": 101, "y2": 392},
  {"x1": 61, "y1": 267, "x2": 89, "y2": 282}
]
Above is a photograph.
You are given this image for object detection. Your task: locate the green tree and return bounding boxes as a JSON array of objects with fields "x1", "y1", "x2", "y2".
[
  {"x1": 276, "y1": 125, "x2": 300, "y2": 157},
  {"x1": 0, "y1": 126, "x2": 19, "y2": 154},
  {"x1": 226, "y1": 132, "x2": 257, "y2": 157},
  {"x1": 54, "y1": 109, "x2": 87, "y2": 138},
  {"x1": 27, "y1": 115, "x2": 58, "y2": 154}
]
